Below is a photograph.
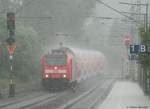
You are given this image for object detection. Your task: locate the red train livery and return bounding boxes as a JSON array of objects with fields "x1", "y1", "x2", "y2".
[{"x1": 40, "y1": 47, "x2": 105, "y2": 89}]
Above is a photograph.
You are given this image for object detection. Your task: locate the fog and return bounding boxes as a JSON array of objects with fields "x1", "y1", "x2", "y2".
[
  {"x1": 0, "y1": 0, "x2": 145, "y2": 73},
  {"x1": 37, "y1": 0, "x2": 141, "y2": 73},
  {"x1": 0, "y1": 0, "x2": 150, "y2": 108}
]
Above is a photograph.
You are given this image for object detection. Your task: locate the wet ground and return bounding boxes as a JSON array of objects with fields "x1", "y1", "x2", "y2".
[{"x1": 97, "y1": 81, "x2": 150, "y2": 109}]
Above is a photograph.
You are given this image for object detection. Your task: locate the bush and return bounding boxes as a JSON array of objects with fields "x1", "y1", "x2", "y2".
[{"x1": 0, "y1": 17, "x2": 41, "y2": 81}]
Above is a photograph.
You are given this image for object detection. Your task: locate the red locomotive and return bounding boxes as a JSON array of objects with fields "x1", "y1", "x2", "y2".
[{"x1": 40, "y1": 47, "x2": 105, "y2": 89}]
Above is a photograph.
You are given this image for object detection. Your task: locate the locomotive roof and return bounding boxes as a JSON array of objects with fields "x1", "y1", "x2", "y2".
[
  {"x1": 59, "y1": 46, "x2": 105, "y2": 58},
  {"x1": 45, "y1": 46, "x2": 105, "y2": 59}
]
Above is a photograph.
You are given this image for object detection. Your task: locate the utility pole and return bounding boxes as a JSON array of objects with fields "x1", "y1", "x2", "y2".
[
  {"x1": 119, "y1": 2, "x2": 137, "y2": 81},
  {"x1": 120, "y1": 1, "x2": 150, "y2": 94},
  {"x1": 120, "y1": 12, "x2": 146, "y2": 39},
  {"x1": 119, "y1": 2, "x2": 149, "y2": 31},
  {"x1": 136, "y1": 0, "x2": 141, "y2": 23},
  {"x1": 96, "y1": 0, "x2": 139, "y2": 24},
  {"x1": 145, "y1": 4, "x2": 149, "y2": 33},
  {"x1": 6, "y1": 12, "x2": 16, "y2": 97}
]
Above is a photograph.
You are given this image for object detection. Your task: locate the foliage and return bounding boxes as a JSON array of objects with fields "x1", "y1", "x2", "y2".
[
  {"x1": 0, "y1": 17, "x2": 41, "y2": 81},
  {"x1": 0, "y1": 0, "x2": 96, "y2": 82},
  {"x1": 0, "y1": 17, "x2": 9, "y2": 78},
  {"x1": 139, "y1": 27, "x2": 150, "y2": 68},
  {"x1": 20, "y1": 0, "x2": 96, "y2": 46}
]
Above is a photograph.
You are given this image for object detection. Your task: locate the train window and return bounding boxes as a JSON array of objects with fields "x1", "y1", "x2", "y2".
[{"x1": 45, "y1": 55, "x2": 66, "y2": 66}]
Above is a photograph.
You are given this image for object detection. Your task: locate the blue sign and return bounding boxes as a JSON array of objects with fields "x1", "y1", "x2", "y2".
[
  {"x1": 130, "y1": 45, "x2": 140, "y2": 53},
  {"x1": 147, "y1": 46, "x2": 150, "y2": 53},
  {"x1": 130, "y1": 44, "x2": 149, "y2": 54},
  {"x1": 140, "y1": 45, "x2": 147, "y2": 53}
]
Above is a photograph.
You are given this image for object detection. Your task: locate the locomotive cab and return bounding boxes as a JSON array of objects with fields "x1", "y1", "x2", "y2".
[
  {"x1": 40, "y1": 47, "x2": 105, "y2": 90},
  {"x1": 41, "y1": 49, "x2": 75, "y2": 89}
]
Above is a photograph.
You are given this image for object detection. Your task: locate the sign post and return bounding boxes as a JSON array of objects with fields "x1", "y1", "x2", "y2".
[
  {"x1": 6, "y1": 12, "x2": 16, "y2": 97},
  {"x1": 8, "y1": 54, "x2": 15, "y2": 97},
  {"x1": 7, "y1": 44, "x2": 16, "y2": 98},
  {"x1": 130, "y1": 44, "x2": 149, "y2": 54}
]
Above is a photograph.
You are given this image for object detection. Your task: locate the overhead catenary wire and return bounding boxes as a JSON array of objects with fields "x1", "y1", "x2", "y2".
[
  {"x1": 119, "y1": 2, "x2": 149, "y2": 6},
  {"x1": 96, "y1": 0, "x2": 141, "y2": 24},
  {"x1": 15, "y1": 0, "x2": 38, "y2": 14},
  {"x1": 0, "y1": 0, "x2": 6, "y2": 14},
  {"x1": 121, "y1": 12, "x2": 146, "y2": 16},
  {"x1": 0, "y1": 0, "x2": 38, "y2": 15},
  {"x1": 18, "y1": 16, "x2": 52, "y2": 19},
  {"x1": 119, "y1": 1, "x2": 149, "y2": 33},
  {"x1": 15, "y1": 0, "x2": 52, "y2": 20},
  {"x1": 88, "y1": 16, "x2": 119, "y2": 20}
]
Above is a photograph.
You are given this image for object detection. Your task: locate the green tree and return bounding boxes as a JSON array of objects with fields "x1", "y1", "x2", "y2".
[
  {"x1": 0, "y1": 17, "x2": 41, "y2": 81},
  {"x1": 14, "y1": 23, "x2": 41, "y2": 81},
  {"x1": 19, "y1": 0, "x2": 96, "y2": 46},
  {"x1": 138, "y1": 26, "x2": 150, "y2": 94},
  {"x1": 139, "y1": 27, "x2": 150, "y2": 68}
]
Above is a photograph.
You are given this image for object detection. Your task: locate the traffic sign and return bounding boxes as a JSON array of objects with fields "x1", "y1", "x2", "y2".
[
  {"x1": 123, "y1": 35, "x2": 132, "y2": 46},
  {"x1": 130, "y1": 45, "x2": 140, "y2": 53},
  {"x1": 130, "y1": 44, "x2": 149, "y2": 54},
  {"x1": 7, "y1": 12, "x2": 16, "y2": 97},
  {"x1": 140, "y1": 45, "x2": 146, "y2": 53},
  {"x1": 147, "y1": 46, "x2": 150, "y2": 53},
  {"x1": 7, "y1": 12, "x2": 15, "y2": 31},
  {"x1": 7, "y1": 44, "x2": 16, "y2": 55}
]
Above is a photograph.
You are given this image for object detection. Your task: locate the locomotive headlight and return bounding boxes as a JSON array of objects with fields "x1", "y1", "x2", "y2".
[
  {"x1": 63, "y1": 74, "x2": 66, "y2": 78},
  {"x1": 45, "y1": 74, "x2": 49, "y2": 78},
  {"x1": 54, "y1": 66, "x2": 58, "y2": 70}
]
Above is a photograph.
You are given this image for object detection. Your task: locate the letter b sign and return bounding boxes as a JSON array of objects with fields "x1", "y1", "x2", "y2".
[{"x1": 140, "y1": 45, "x2": 146, "y2": 53}]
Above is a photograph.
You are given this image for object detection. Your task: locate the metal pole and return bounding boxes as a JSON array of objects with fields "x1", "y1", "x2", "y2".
[
  {"x1": 6, "y1": 12, "x2": 16, "y2": 97},
  {"x1": 149, "y1": 68, "x2": 150, "y2": 96},
  {"x1": 8, "y1": 55, "x2": 15, "y2": 97},
  {"x1": 121, "y1": 58, "x2": 124, "y2": 79},
  {"x1": 145, "y1": 4, "x2": 148, "y2": 33},
  {"x1": 143, "y1": 14, "x2": 146, "y2": 32},
  {"x1": 146, "y1": 3, "x2": 150, "y2": 96},
  {"x1": 145, "y1": 3, "x2": 148, "y2": 95}
]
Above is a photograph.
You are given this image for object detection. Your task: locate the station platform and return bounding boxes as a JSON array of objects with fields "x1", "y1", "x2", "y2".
[{"x1": 97, "y1": 81, "x2": 150, "y2": 109}]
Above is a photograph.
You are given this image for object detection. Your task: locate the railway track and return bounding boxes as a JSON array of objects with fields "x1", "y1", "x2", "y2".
[
  {"x1": 0, "y1": 91, "x2": 45, "y2": 108},
  {"x1": 0, "y1": 74, "x2": 115, "y2": 109},
  {"x1": 30, "y1": 75, "x2": 115, "y2": 109},
  {"x1": 56, "y1": 79, "x2": 115, "y2": 109},
  {"x1": 0, "y1": 90, "x2": 67, "y2": 109}
]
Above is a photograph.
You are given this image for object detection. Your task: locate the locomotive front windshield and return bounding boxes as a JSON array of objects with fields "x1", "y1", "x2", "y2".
[{"x1": 45, "y1": 55, "x2": 67, "y2": 66}]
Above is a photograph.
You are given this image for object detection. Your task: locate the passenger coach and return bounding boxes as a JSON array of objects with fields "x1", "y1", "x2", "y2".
[{"x1": 40, "y1": 47, "x2": 105, "y2": 89}]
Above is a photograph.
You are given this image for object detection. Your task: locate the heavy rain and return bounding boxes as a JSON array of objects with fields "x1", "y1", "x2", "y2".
[{"x1": 0, "y1": 0, "x2": 150, "y2": 109}]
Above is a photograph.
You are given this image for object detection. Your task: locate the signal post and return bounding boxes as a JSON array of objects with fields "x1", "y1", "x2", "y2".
[{"x1": 6, "y1": 12, "x2": 16, "y2": 97}]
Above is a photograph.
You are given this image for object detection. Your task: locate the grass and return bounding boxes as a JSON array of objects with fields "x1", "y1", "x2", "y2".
[
  {"x1": 0, "y1": 78, "x2": 9, "y2": 90},
  {"x1": 0, "y1": 77, "x2": 31, "y2": 90},
  {"x1": 0, "y1": 76, "x2": 41, "y2": 94}
]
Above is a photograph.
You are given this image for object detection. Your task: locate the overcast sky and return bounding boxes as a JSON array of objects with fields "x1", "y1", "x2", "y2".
[{"x1": 95, "y1": 0, "x2": 148, "y2": 18}]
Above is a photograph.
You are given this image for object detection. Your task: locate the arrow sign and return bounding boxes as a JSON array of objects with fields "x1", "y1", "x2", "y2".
[{"x1": 7, "y1": 44, "x2": 16, "y2": 55}]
